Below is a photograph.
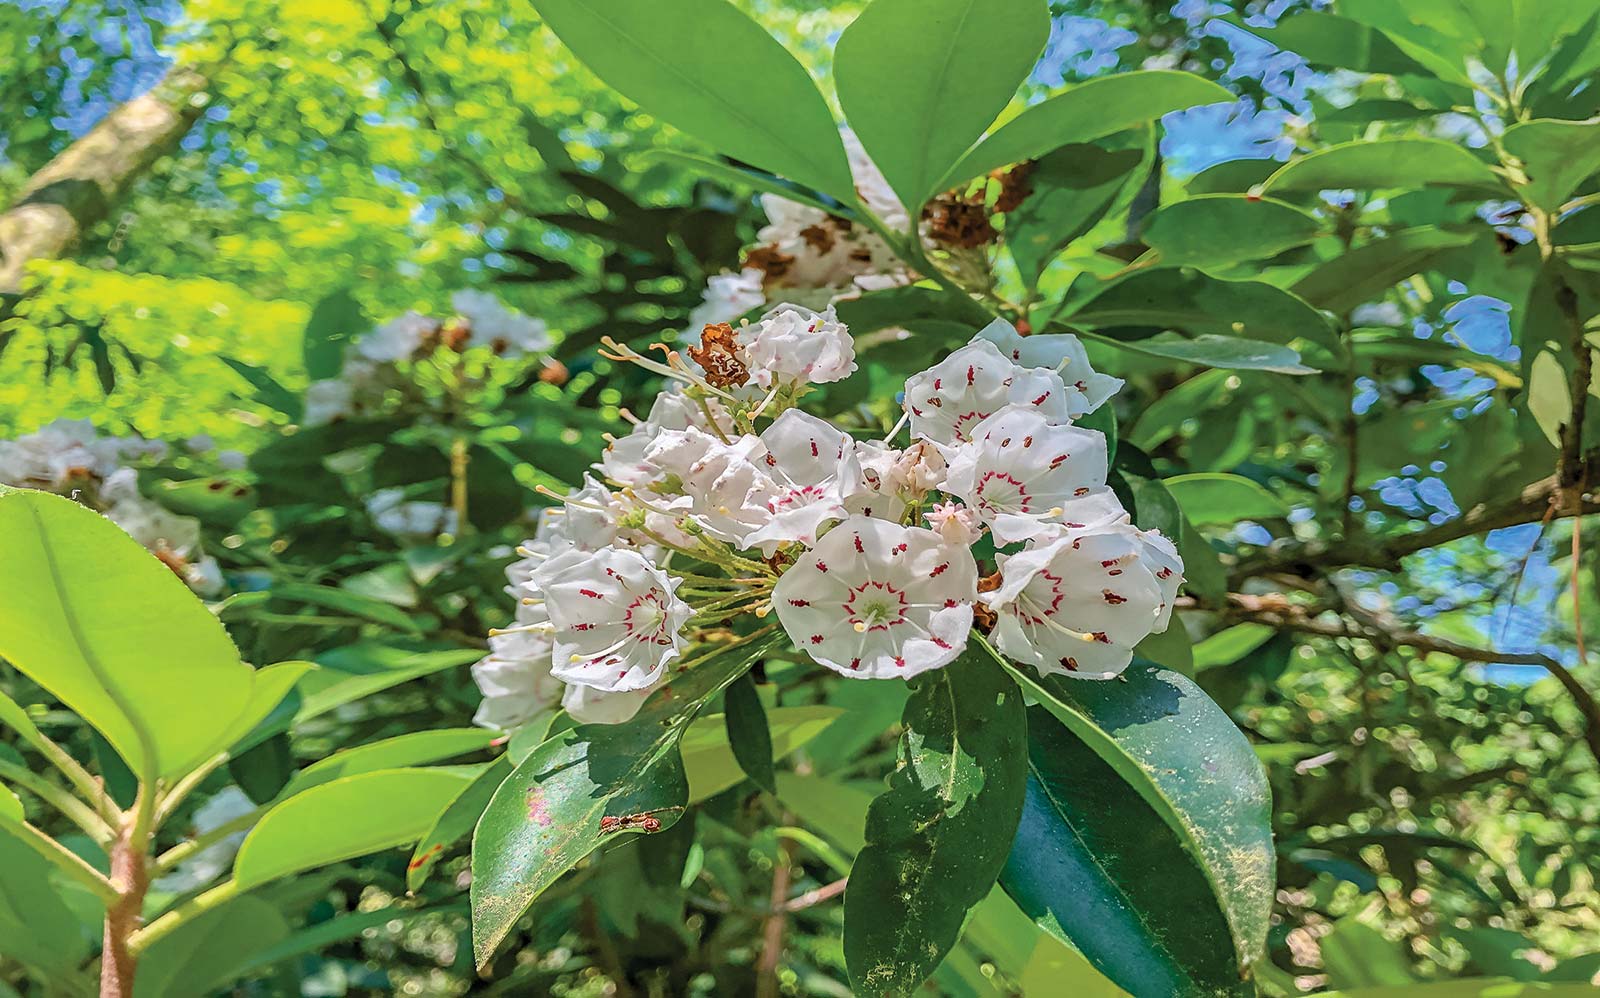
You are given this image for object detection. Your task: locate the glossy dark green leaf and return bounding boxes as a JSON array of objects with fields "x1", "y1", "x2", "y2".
[
  {"x1": 1262, "y1": 139, "x2": 1502, "y2": 194},
  {"x1": 946, "y1": 71, "x2": 1234, "y2": 189},
  {"x1": 1008, "y1": 139, "x2": 1147, "y2": 289},
  {"x1": 528, "y1": 0, "x2": 853, "y2": 202},
  {"x1": 723, "y1": 672, "x2": 775, "y2": 794},
  {"x1": 835, "y1": 0, "x2": 1050, "y2": 212},
  {"x1": 985, "y1": 645, "x2": 1274, "y2": 995},
  {"x1": 301, "y1": 289, "x2": 365, "y2": 380},
  {"x1": 1292, "y1": 227, "x2": 1476, "y2": 314},
  {"x1": 218, "y1": 357, "x2": 303, "y2": 420},
  {"x1": 408, "y1": 755, "x2": 514, "y2": 893},
  {"x1": 1141, "y1": 195, "x2": 1322, "y2": 267},
  {"x1": 471, "y1": 636, "x2": 777, "y2": 970},
  {"x1": 1083, "y1": 332, "x2": 1316, "y2": 375},
  {"x1": 844, "y1": 648, "x2": 1028, "y2": 995},
  {"x1": 1065, "y1": 268, "x2": 1339, "y2": 355}
]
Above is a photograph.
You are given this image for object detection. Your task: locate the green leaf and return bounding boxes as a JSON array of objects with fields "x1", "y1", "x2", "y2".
[
  {"x1": 1083, "y1": 332, "x2": 1315, "y2": 375},
  {"x1": 0, "y1": 828, "x2": 93, "y2": 978},
  {"x1": 1141, "y1": 195, "x2": 1322, "y2": 268},
  {"x1": 528, "y1": 0, "x2": 853, "y2": 202},
  {"x1": 1319, "y1": 982, "x2": 1600, "y2": 998},
  {"x1": 133, "y1": 896, "x2": 289, "y2": 998},
  {"x1": 285, "y1": 729, "x2": 496, "y2": 796},
  {"x1": 639, "y1": 149, "x2": 845, "y2": 216},
  {"x1": 682, "y1": 705, "x2": 844, "y2": 802},
  {"x1": 1320, "y1": 917, "x2": 1417, "y2": 989},
  {"x1": 295, "y1": 643, "x2": 484, "y2": 725},
  {"x1": 985, "y1": 645, "x2": 1275, "y2": 994},
  {"x1": 0, "y1": 788, "x2": 19, "y2": 824},
  {"x1": 0, "y1": 690, "x2": 47, "y2": 756},
  {"x1": 1503, "y1": 119, "x2": 1600, "y2": 213},
  {"x1": 408, "y1": 756, "x2": 513, "y2": 893},
  {"x1": 1163, "y1": 472, "x2": 1289, "y2": 525},
  {"x1": 844, "y1": 648, "x2": 1028, "y2": 995},
  {"x1": 946, "y1": 71, "x2": 1234, "y2": 190},
  {"x1": 1008, "y1": 140, "x2": 1147, "y2": 289},
  {"x1": 1291, "y1": 227, "x2": 1477, "y2": 313},
  {"x1": 723, "y1": 673, "x2": 775, "y2": 794},
  {"x1": 0, "y1": 488, "x2": 307, "y2": 781},
  {"x1": 1223, "y1": 11, "x2": 1428, "y2": 74},
  {"x1": 268, "y1": 581, "x2": 423, "y2": 633},
  {"x1": 217, "y1": 357, "x2": 303, "y2": 421},
  {"x1": 1065, "y1": 268, "x2": 1339, "y2": 355},
  {"x1": 301, "y1": 289, "x2": 365, "y2": 381},
  {"x1": 232, "y1": 768, "x2": 474, "y2": 889},
  {"x1": 1192, "y1": 624, "x2": 1276, "y2": 671},
  {"x1": 471, "y1": 636, "x2": 777, "y2": 970},
  {"x1": 1262, "y1": 139, "x2": 1503, "y2": 194},
  {"x1": 234, "y1": 904, "x2": 463, "y2": 978},
  {"x1": 835, "y1": 0, "x2": 1050, "y2": 212}
]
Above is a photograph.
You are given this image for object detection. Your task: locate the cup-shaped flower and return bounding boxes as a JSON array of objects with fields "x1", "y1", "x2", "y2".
[
  {"x1": 744, "y1": 410, "x2": 863, "y2": 554},
  {"x1": 974, "y1": 319, "x2": 1123, "y2": 416},
  {"x1": 982, "y1": 519, "x2": 1183, "y2": 680},
  {"x1": 843, "y1": 439, "x2": 908, "y2": 521},
  {"x1": 539, "y1": 547, "x2": 693, "y2": 692},
  {"x1": 472, "y1": 625, "x2": 562, "y2": 730},
  {"x1": 942, "y1": 404, "x2": 1122, "y2": 545},
  {"x1": 741, "y1": 303, "x2": 857, "y2": 388},
  {"x1": 643, "y1": 427, "x2": 776, "y2": 547},
  {"x1": 773, "y1": 516, "x2": 978, "y2": 680},
  {"x1": 903, "y1": 339, "x2": 1076, "y2": 445},
  {"x1": 599, "y1": 389, "x2": 735, "y2": 488}
]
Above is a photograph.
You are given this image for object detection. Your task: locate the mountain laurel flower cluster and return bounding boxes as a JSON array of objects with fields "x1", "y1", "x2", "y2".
[
  {"x1": 304, "y1": 290, "x2": 552, "y2": 426},
  {"x1": 0, "y1": 418, "x2": 225, "y2": 593},
  {"x1": 473, "y1": 310, "x2": 1182, "y2": 730}
]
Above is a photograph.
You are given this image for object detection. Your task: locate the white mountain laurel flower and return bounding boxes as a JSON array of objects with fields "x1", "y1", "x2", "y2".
[
  {"x1": 982, "y1": 519, "x2": 1184, "y2": 680},
  {"x1": 741, "y1": 303, "x2": 857, "y2": 388},
  {"x1": 925, "y1": 501, "x2": 983, "y2": 546},
  {"x1": 744, "y1": 409, "x2": 863, "y2": 554},
  {"x1": 562, "y1": 678, "x2": 661, "y2": 725},
  {"x1": 903, "y1": 339, "x2": 1077, "y2": 445},
  {"x1": 539, "y1": 547, "x2": 693, "y2": 693},
  {"x1": 941, "y1": 404, "x2": 1124, "y2": 545},
  {"x1": 356, "y1": 310, "x2": 438, "y2": 363},
  {"x1": 452, "y1": 289, "x2": 552, "y2": 356},
  {"x1": 773, "y1": 516, "x2": 978, "y2": 680},
  {"x1": 471, "y1": 621, "x2": 563, "y2": 731},
  {"x1": 974, "y1": 318, "x2": 1123, "y2": 417},
  {"x1": 642, "y1": 427, "x2": 776, "y2": 547},
  {"x1": 598, "y1": 389, "x2": 736, "y2": 488},
  {"x1": 842, "y1": 439, "x2": 908, "y2": 521}
]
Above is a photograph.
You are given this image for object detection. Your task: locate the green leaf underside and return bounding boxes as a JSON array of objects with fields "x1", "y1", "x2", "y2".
[
  {"x1": 528, "y1": 0, "x2": 853, "y2": 201},
  {"x1": 981, "y1": 642, "x2": 1274, "y2": 980},
  {"x1": 0, "y1": 488, "x2": 305, "y2": 780},
  {"x1": 835, "y1": 0, "x2": 1050, "y2": 212},
  {"x1": 471, "y1": 636, "x2": 778, "y2": 970},
  {"x1": 232, "y1": 768, "x2": 473, "y2": 889},
  {"x1": 1262, "y1": 138, "x2": 1502, "y2": 194},
  {"x1": 844, "y1": 648, "x2": 1028, "y2": 995},
  {"x1": 945, "y1": 71, "x2": 1235, "y2": 189}
]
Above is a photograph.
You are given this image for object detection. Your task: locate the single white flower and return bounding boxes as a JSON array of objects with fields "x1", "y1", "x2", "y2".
[
  {"x1": 925, "y1": 501, "x2": 983, "y2": 546},
  {"x1": 744, "y1": 409, "x2": 862, "y2": 554},
  {"x1": 741, "y1": 303, "x2": 856, "y2": 388},
  {"x1": 357, "y1": 311, "x2": 437, "y2": 363},
  {"x1": 982, "y1": 519, "x2": 1184, "y2": 680},
  {"x1": 941, "y1": 404, "x2": 1122, "y2": 545},
  {"x1": 903, "y1": 339, "x2": 1077, "y2": 445},
  {"x1": 472, "y1": 622, "x2": 563, "y2": 731},
  {"x1": 643, "y1": 427, "x2": 775, "y2": 547},
  {"x1": 452, "y1": 289, "x2": 551, "y2": 357},
  {"x1": 888, "y1": 439, "x2": 947, "y2": 495},
  {"x1": 686, "y1": 268, "x2": 767, "y2": 338},
  {"x1": 540, "y1": 547, "x2": 693, "y2": 693},
  {"x1": 974, "y1": 319, "x2": 1123, "y2": 416},
  {"x1": 842, "y1": 439, "x2": 907, "y2": 521},
  {"x1": 772, "y1": 516, "x2": 978, "y2": 680},
  {"x1": 597, "y1": 389, "x2": 735, "y2": 488},
  {"x1": 562, "y1": 678, "x2": 659, "y2": 725}
]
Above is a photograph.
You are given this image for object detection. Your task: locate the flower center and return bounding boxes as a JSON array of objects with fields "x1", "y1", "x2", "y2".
[
  {"x1": 975, "y1": 471, "x2": 1030, "y2": 514},
  {"x1": 843, "y1": 581, "x2": 908, "y2": 632},
  {"x1": 623, "y1": 591, "x2": 671, "y2": 645}
]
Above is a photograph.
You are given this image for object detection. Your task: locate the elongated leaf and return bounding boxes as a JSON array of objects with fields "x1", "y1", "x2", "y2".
[
  {"x1": 232, "y1": 768, "x2": 473, "y2": 889},
  {"x1": 0, "y1": 488, "x2": 306, "y2": 781},
  {"x1": 1142, "y1": 195, "x2": 1322, "y2": 267},
  {"x1": 1003, "y1": 704, "x2": 1247, "y2": 995},
  {"x1": 1084, "y1": 332, "x2": 1316, "y2": 374},
  {"x1": 133, "y1": 896, "x2": 289, "y2": 998},
  {"x1": 946, "y1": 71, "x2": 1234, "y2": 189},
  {"x1": 286, "y1": 729, "x2": 496, "y2": 796},
  {"x1": 1503, "y1": 119, "x2": 1600, "y2": 212},
  {"x1": 1164, "y1": 473, "x2": 1289, "y2": 525},
  {"x1": 218, "y1": 357, "x2": 303, "y2": 421},
  {"x1": 295, "y1": 643, "x2": 483, "y2": 724},
  {"x1": 472, "y1": 636, "x2": 778, "y2": 970},
  {"x1": 529, "y1": 0, "x2": 853, "y2": 202},
  {"x1": 301, "y1": 289, "x2": 365, "y2": 381},
  {"x1": 0, "y1": 829, "x2": 92, "y2": 978},
  {"x1": 835, "y1": 0, "x2": 1050, "y2": 212},
  {"x1": 0, "y1": 690, "x2": 47, "y2": 755},
  {"x1": 1262, "y1": 139, "x2": 1502, "y2": 194},
  {"x1": 844, "y1": 648, "x2": 1028, "y2": 995},
  {"x1": 640, "y1": 149, "x2": 845, "y2": 216},
  {"x1": 1224, "y1": 11, "x2": 1427, "y2": 74},
  {"x1": 1319, "y1": 981, "x2": 1600, "y2": 998},
  {"x1": 683, "y1": 706, "x2": 844, "y2": 802},
  {"x1": 236, "y1": 903, "x2": 463, "y2": 977},
  {"x1": 723, "y1": 672, "x2": 775, "y2": 794},
  {"x1": 1009, "y1": 139, "x2": 1147, "y2": 289},
  {"x1": 983, "y1": 643, "x2": 1275, "y2": 988},
  {"x1": 1065, "y1": 268, "x2": 1340, "y2": 355},
  {"x1": 0, "y1": 789, "x2": 18, "y2": 824},
  {"x1": 1292, "y1": 227, "x2": 1476, "y2": 313},
  {"x1": 268, "y1": 582, "x2": 422, "y2": 633},
  {"x1": 408, "y1": 756, "x2": 513, "y2": 893}
]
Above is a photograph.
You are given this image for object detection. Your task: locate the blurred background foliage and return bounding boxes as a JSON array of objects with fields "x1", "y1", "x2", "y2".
[{"x1": 2, "y1": 0, "x2": 1599, "y2": 995}]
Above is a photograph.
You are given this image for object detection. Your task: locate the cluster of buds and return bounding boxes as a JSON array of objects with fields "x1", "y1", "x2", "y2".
[
  {"x1": 0, "y1": 419, "x2": 225, "y2": 594},
  {"x1": 472, "y1": 306, "x2": 1184, "y2": 731},
  {"x1": 303, "y1": 290, "x2": 553, "y2": 427}
]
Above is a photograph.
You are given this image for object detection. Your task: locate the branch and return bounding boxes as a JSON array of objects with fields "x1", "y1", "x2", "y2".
[
  {"x1": 1201, "y1": 593, "x2": 1600, "y2": 764},
  {"x1": 755, "y1": 833, "x2": 796, "y2": 998}
]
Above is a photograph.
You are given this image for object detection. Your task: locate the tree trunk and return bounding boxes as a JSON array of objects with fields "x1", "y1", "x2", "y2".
[{"x1": 0, "y1": 65, "x2": 210, "y2": 293}]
